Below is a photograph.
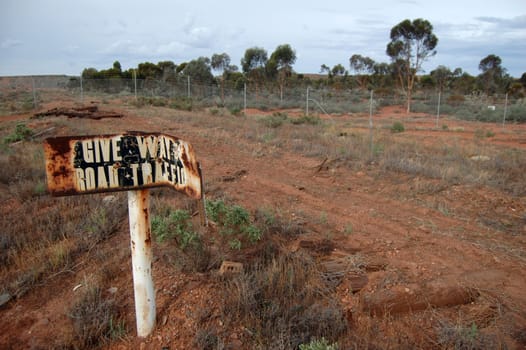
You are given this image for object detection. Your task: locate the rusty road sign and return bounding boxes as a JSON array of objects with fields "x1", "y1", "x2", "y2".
[
  {"x1": 44, "y1": 132, "x2": 202, "y2": 198},
  {"x1": 44, "y1": 131, "x2": 205, "y2": 338}
]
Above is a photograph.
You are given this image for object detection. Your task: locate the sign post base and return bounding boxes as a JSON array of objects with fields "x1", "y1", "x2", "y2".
[{"x1": 128, "y1": 189, "x2": 156, "y2": 337}]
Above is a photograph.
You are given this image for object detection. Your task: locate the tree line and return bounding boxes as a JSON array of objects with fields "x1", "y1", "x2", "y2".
[{"x1": 81, "y1": 18, "x2": 526, "y2": 112}]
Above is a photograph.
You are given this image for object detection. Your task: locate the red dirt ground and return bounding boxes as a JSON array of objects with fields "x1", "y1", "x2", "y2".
[{"x1": 1, "y1": 101, "x2": 525, "y2": 349}]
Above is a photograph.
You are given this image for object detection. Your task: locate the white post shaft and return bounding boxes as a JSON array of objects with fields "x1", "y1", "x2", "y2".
[{"x1": 127, "y1": 189, "x2": 156, "y2": 338}]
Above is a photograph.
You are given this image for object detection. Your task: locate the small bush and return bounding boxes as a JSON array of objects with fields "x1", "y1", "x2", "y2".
[
  {"x1": 436, "y1": 321, "x2": 500, "y2": 349},
  {"x1": 260, "y1": 112, "x2": 288, "y2": 128},
  {"x1": 474, "y1": 128, "x2": 496, "y2": 139},
  {"x1": 221, "y1": 253, "x2": 347, "y2": 349},
  {"x1": 3, "y1": 123, "x2": 33, "y2": 144},
  {"x1": 170, "y1": 97, "x2": 193, "y2": 111},
  {"x1": 152, "y1": 209, "x2": 200, "y2": 249},
  {"x1": 229, "y1": 106, "x2": 242, "y2": 116},
  {"x1": 299, "y1": 338, "x2": 339, "y2": 350},
  {"x1": 291, "y1": 115, "x2": 322, "y2": 125},
  {"x1": 447, "y1": 94, "x2": 466, "y2": 106},
  {"x1": 505, "y1": 104, "x2": 526, "y2": 123},
  {"x1": 194, "y1": 327, "x2": 220, "y2": 350},
  {"x1": 254, "y1": 207, "x2": 304, "y2": 237},
  {"x1": 391, "y1": 121, "x2": 405, "y2": 133},
  {"x1": 68, "y1": 285, "x2": 124, "y2": 349},
  {"x1": 205, "y1": 199, "x2": 261, "y2": 248},
  {"x1": 151, "y1": 206, "x2": 210, "y2": 272}
]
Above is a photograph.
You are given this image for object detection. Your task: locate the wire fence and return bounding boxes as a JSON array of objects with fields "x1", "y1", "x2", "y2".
[{"x1": 1, "y1": 75, "x2": 524, "y2": 124}]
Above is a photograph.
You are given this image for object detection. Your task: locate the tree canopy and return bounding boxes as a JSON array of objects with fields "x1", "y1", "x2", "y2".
[
  {"x1": 182, "y1": 57, "x2": 214, "y2": 83},
  {"x1": 478, "y1": 54, "x2": 506, "y2": 95},
  {"x1": 386, "y1": 18, "x2": 438, "y2": 112},
  {"x1": 79, "y1": 31, "x2": 523, "y2": 100}
]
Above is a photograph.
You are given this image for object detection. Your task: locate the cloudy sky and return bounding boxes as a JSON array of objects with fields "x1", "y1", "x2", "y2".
[{"x1": 1, "y1": 0, "x2": 525, "y2": 77}]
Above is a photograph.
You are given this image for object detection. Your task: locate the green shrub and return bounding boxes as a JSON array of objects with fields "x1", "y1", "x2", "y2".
[
  {"x1": 299, "y1": 338, "x2": 339, "y2": 350},
  {"x1": 229, "y1": 106, "x2": 242, "y2": 116},
  {"x1": 205, "y1": 199, "x2": 261, "y2": 248},
  {"x1": 170, "y1": 97, "x2": 193, "y2": 111},
  {"x1": 3, "y1": 123, "x2": 33, "y2": 144},
  {"x1": 505, "y1": 104, "x2": 526, "y2": 123},
  {"x1": 260, "y1": 112, "x2": 288, "y2": 128},
  {"x1": 391, "y1": 121, "x2": 405, "y2": 133},
  {"x1": 151, "y1": 97, "x2": 167, "y2": 107},
  {"x1": 291, "y1": 115, "x2": 322, "y2": 125},
  {"x1": 152, "y1": 209, "x2": 200, "y2": 249}
]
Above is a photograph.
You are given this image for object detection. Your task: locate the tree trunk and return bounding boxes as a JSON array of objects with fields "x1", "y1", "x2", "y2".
[
  {"x1": 220, "y1": 76, "x2": 225, "y2": 105},
  {"x1": 406, "y1": 72, "x2": 415, "y2": 114}
]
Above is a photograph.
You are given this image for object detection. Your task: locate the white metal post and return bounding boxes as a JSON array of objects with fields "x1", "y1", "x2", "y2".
[
  {"x1": 502, "y1": 92, "x2": 508, "y2": 127},
  {"x1": 187, "y1": 76, "x2": 191, "y2": 99},
  {"x1": 133, "y1": 69, "x2": 137, "y2": 100},
  {"x1": 127, "y1": 189, "x2": 156, "y2": 338},
  {"x1": 80, "y1": 75, "x2": 84, "y2": 103},
  {"x1": 369, "y1": 90, "x2": 374, "y2": 158},
  {"x1": 244, "y1": 83, "x2": 247, "y2": 114}
]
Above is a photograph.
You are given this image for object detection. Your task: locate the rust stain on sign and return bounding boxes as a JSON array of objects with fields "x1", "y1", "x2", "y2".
[{"x1": 44, "y1": 132, "x2": 202, "y2": 198}]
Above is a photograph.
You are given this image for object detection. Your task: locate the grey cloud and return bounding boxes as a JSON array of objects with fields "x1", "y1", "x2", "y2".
[
  {"x1": 1, "y1": 38, "x2": 23, "y2": 49},
  {"x1": 475, "y1": 14, "x2": 526, "y2": 28}
]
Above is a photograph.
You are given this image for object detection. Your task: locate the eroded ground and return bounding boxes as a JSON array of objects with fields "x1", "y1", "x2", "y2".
[{"x1": 1, "y1": 99, "x2": 525, "y2": 349}]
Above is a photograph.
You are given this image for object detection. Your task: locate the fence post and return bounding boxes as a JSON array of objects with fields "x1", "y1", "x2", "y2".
[
  {"x1": 306, "y1": 87, "x2": 310, "y2": 116},
  {"x1": 187, "y1": 76, "x2": 191, "y2": 99},
  {"x1": 32, "y1": 76, "x2": 37, "y2": 109},
  {"x1": 435, "y1": 91, "x2": 441, "y2": 128},
  {"x1": 80, "y1": 75, "x2": 84, "y2": 103},
  {"x1": 127, "y1": 189, "x2": 156, "y2": 337},
  {"x1": 502, "y1": 92, "x2": 508, "y2": 127},
  {"x1": 133, "y1": 69, "x2": 137, "y2": 100},
  {"x1": 369, "y1": 90, "x2": 374, "y2": 159},
  {"x1": 243, "y1": 83, "x2": 247, "y2": 114}
]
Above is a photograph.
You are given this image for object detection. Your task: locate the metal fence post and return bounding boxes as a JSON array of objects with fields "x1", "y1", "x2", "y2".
[
  {"x1": 244, "y1": 83, "x2": 247, "y2": 113},
  {"x1": 369, "y1": 90, "x2": 374, "y2": 159},
  {"x1": 133, "y1": 69, "x2": 137, "y2": 100},
  {"x1": 32, "y1": 76, "x2": 37, "y2": 109},
  {"x1": 502, "y1": 92, "x2": 508, "y2": 127},
  {"x1": 127, "y1": 189, "x2": 156, "y2": 337},
  {"x1": 436, "y1": 91, "x2": 441, "y2": 128},
  {"x1": 80, "y1": 75, "x2": 84, "y2": 103},
  {"x1": 306, "y1": 87, "x2": 310, "y2": 116}
]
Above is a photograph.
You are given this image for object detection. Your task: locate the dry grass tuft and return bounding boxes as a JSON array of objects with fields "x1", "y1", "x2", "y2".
[{"x1": 220, "y1": 252, "x2": 348, "y2": 349}]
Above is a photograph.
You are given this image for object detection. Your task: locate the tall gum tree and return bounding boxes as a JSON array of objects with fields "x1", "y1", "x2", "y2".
[
  {"x1": 386, "y1": 18, "x2": 438, "y2": 113},
  {"x1": 350, "y1": 54, "x2": 376, "y2": 90},
  {"x1": 211, "y1": 53, "x2": 233, "y2": 104},
  {"x1": 268, "y1": 44, "x2": 296, "y2": 102},
  {"x1": 241, "y1": 47, "x2": 268, "y2": 100},
  {"x1": 478, "y1": 54, "x2": 506, "y2": 95}
]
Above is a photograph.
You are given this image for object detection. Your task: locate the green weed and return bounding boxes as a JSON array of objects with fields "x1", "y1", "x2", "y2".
[
  {"x1": 3, "y1": 123, "x2": 33, "y2": 144},
  {"x1": 299, "y1": 338, "x2": 339, "y2": 350},
  {"x1": 391, "y1": 121, "x2": 405, "y2": 133}
]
